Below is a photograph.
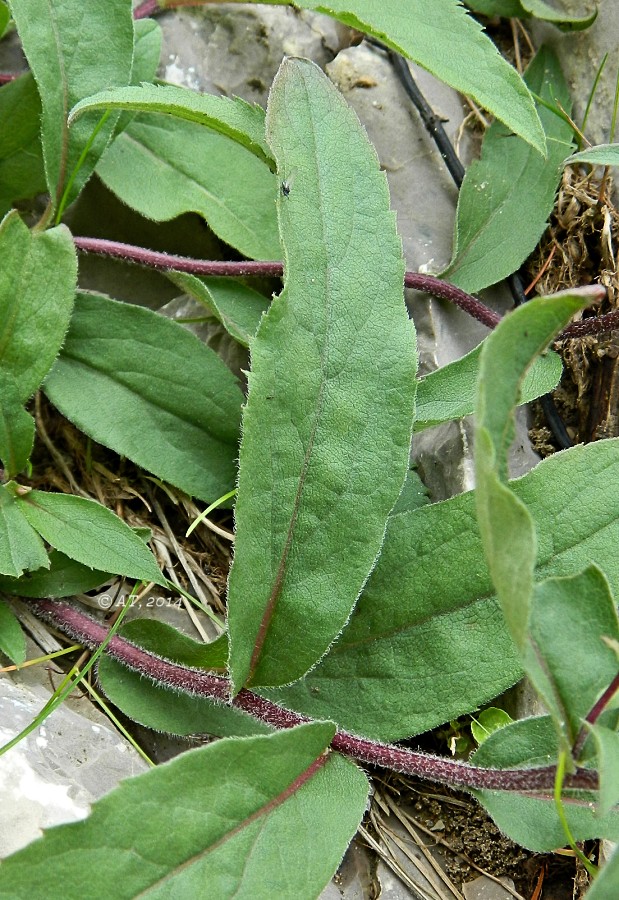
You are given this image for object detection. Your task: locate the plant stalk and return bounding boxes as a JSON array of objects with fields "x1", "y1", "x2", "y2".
[{"x1": 31, "y1": 598, "x2": 599, "y2": 795}]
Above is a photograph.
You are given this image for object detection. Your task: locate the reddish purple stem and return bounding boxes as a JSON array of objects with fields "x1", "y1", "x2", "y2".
[
  {"x1": 133, "y1": 0, "x2": 161, "y2": 19},
  {"x1": 73, "y1": 236, "x2": 614, "y2": 339},
  {"x1": 572, "y1": 670, "x2": 619, "y2": 760},
  {"x1": 31, "y1": 599, "x2": 598, "y2": 794}
]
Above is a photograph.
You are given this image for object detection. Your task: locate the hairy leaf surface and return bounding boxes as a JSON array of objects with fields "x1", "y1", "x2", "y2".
[
  {"x1": 227, "y1": 59, "x2": 416, "y2": 690},
  {"x1": 0, "y1": 484, "x2": 48, "y2": 578},
  {"x1": 0, "y1": 211, "x2": 76, "y2": 401},
  {"x1": 293, "y1": 0, "x2": 544, "y2": 151},
  {"x1": 97, "y1": 114, "x2": 280, "y2": 260},
  {"x1": 264, "y1": 440, "x2": 619, "y2": 740},
  {"x1": 16, "y1": 491, "x2": 165, "y2": 586},
  {"x1": 443, "y1": 47, "x2": 573, "y2": 292},
  {"x1": 8, "y1": 0, "x2": 133, "y2": 210},
  {"x1": 70, "y1": 83, "x2": 274, "y2": 170},
  {"x1": 43, "y1": 292, "x2": 243, "y2": 503},
  {"x1": 0, "y1": 724, "x2": 369, "y2": 900},
  {"x1": 0, "y1": 74, "x2": 46, "y2": 217}
]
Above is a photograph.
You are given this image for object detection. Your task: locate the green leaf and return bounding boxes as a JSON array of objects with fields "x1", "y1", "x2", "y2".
[
  {"x1": 227, "y1": 58, "x2": 416, "y2": 690},
  {"x1": 587, "y1": 844, "x2": 619, "y2": 898},
  {"x1": 98, "y1": 656, "x2": 269, "y2": 738},
  {"x1": 120, "y1": 618, "x2": 228, "y2": 671},
  {"x1": 0, "y1": 598, "x2": 26, "y2": 665},
  {"x1": 97, "y1": 112, "x2": 280, "y2": 261},
  {"x1": 70, "y1": 83, "x2": 275, "y2": 171},
  {"x1": 472, "y1": 717, "x2": 619, "y2": 850},
  {"x1": 166, "y1": 274, "x2": 271, "y2": 349},
  {"x1": 589, "y1": 724, "x2": 619, "y2": 818},
  {"x1": 471, "y1": 708, "x2": 514, "y2": 746},
  {"x1": 389, "y1": 465, "x2": 429, "y2": 516},
  {"x1": 0, "y1": 211, "x2": 76, "y2": 402},
  {"x1": 131, "y1": 18, "x2": 162, "y2": 85},
  {"x1": 475, "y1": 288, "x2": 597, "y2": 650},
  {"x1": 293, "y1": 0, "x2": 545, "y2": 153},
  {"x1": 443, "y1": 46, "x2": 573, "y2": 292},
  {"x1": 0, "y1": 724, "x2": 369, "y2": 900},
  {"x1": 0, "y1": 74, "x2": 47, "y2": 217},
  {"x1": 0, "y1": 2, "x2": 9, "y2": 38},
  {"x1": 8, "y1": 0, "x2": 134, "y2": 211},
  {"x1": 0, "y1": 484, "x2": 48, "y2": 578},
  {"x1": 0, "y1": 549, "x2": 111, "y2": 597},
  {"x1": 565, "y1": 143, "x2": 619, "y2": 167},
  {"x1": 264, "y1": 439, "x2": 619, "y2": 741},
  {"x1": 15, "y1": 490, "x2": 165, "y2": 586},
  {"x1": 466, "y1": 0, "x2": 597, "y2": 30},
  {"x1": 524, "y1": 566, "x2": 619, "y2": 753},
  {"x1": 415, "y1": 342, "x2": 563, "y2": 432},
  {"x1": 43, "y1": 291, "x2": 243, "y2": 503},
  {"x1": 0, "y1": 371, "x2": 34, "y2": 477}
]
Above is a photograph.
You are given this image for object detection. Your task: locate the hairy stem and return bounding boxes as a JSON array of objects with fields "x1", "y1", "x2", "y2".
[
  {"x1": 31, "y1": 598, "x2": 598, "y2": 794},
  {"x1": 572, "y1": 669, "x2": 619, "y2": 760},
  {"x1": 72, "y1": 236, "x2": 611, "y2": 339}
]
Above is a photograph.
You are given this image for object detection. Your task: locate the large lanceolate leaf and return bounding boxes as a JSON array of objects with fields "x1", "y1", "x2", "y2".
[
  {"x1": 227, "y1": 59, "x2": 417, "y2": 690},
  {"x1": 43, "y1": 292, "x2": 243, "y2": 503},
  {"x1": 475, "y1": 288, "x2": 599, "y2": 650},
  {"x1": 0, "y1": 74, "x2": 47, "y2": 217},
  {"x1": 70, "y1": 83, "x2": 274, "y2": 170},
  {"x1": 8, "y1": 0, "x2": 134, "y2": 211},
  {"x1": 443, "y1": 47, "x2": 574, "y2": 292},
  {"x1": 263, "y1": 439, "x2": 619, "y2": 741},
  {"x1": 0, "y1": 724, "x2": 369, "y2": 900},
  {"x1": 293, "y1": 0, "x2": 545, "y2": 152},
  {"x1": 0, "y1": 211, "x2": 76, "y2": 401},
  {"x1": 97, "y1": 114, "x2": 280, "y2": 261}
]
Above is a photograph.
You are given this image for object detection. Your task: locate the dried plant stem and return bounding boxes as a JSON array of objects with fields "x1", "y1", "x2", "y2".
[{"x1": 31, "y1": 598, "x2": 599, "y2": 795}]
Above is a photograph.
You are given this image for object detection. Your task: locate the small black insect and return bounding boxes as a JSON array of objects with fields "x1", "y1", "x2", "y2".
[{"x1": 281, "y1": 180, "x2": 291, "y2": 197}]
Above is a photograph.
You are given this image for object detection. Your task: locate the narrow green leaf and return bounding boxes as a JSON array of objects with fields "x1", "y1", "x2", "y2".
[
  {"x1": 43, "y1": 291, "x2": 243, "y2": 503},
  {"x1": 415, "y1": 342, "x2": 563, "y2": 432},
  {"x1": 0, "y1": 549, "x2": 110, "y2": 598},
  {"x1": 131, "y1": 18, "x2": 162, "y2": 85},
  {"x1": 15, "y1": 490, "x2": 165, "y2": 586},
  {"x1": 0, "y1": 371, "x2": 34, "y2": 477},
  {"x1": 443, "y1": 46, "x2": 573, "y2": 292},
  {"x1": 389, "y1": 466, "x2": 429, "y2": 516},
  {"x1": 264, "y1": 439, "x2": 619, "y2": 741},
  {"x1": 0, "y1": 74, "x2": 47, "y2": 217},
  {"x1": 0, "y1": 211, "x2": 76, "y2": 401},
  {"x1": 293, "y1": 0, "x2": 545, "y2": 152},
  {"x1": 98, "y1": 656, "x2": 269, "y2": 738},
  {"x1": 475, "y1": 288, "x2": 597, "y2": 649},
  {"x1": 97, "y1": 113, "x2": 280, "y2": 261},
  {"x1": 521, "y1": 0, "x2": 597, "y2": 31},
  {"x1": 566, "y1": 143, "x2": 619, "y2": 167},
  {"x1": 589, "y1": 724, "x2": 619, "y2": 818},
  {"x1": 466, "y1": 0, "x2": 597, "y2": 30},
  {"x1": 524, "y1": 566, "x2": 619, "y2": 751},
  {"x1": 227, "y1": 58, "x2": 417, "y2": 690},
  {"x1": 0, "y1": 724, "x2": 369, "y2": 900},
  {"x1": 8, "y1": 0, "x2": 134, "y2": 210},
  {"x1": 0, "y1": 598, "x2": 26, "y2": 665},
  {"x1": 0, "y1": 484, "x2": 48, "y2": 578},
  {"x1": 0, "y1": 2, "x2": 9, "y2": 38},
  {"x1": 472, "y1": 717, "x2": 619, "y2": 851},
  {"x1": 119, "y1": 618, "x2": 228, "y2": 671},
  {"x1": 70, "y1": 83, "x2": 275, "y2": 171},
  {"x1": 167, "y1": 273, "x2": 271, "y2": 348}
]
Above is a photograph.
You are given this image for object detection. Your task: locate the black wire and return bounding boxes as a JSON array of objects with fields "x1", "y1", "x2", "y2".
[{"x1": 388, "y1": 50, "x2": 572, "y2": 450}]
